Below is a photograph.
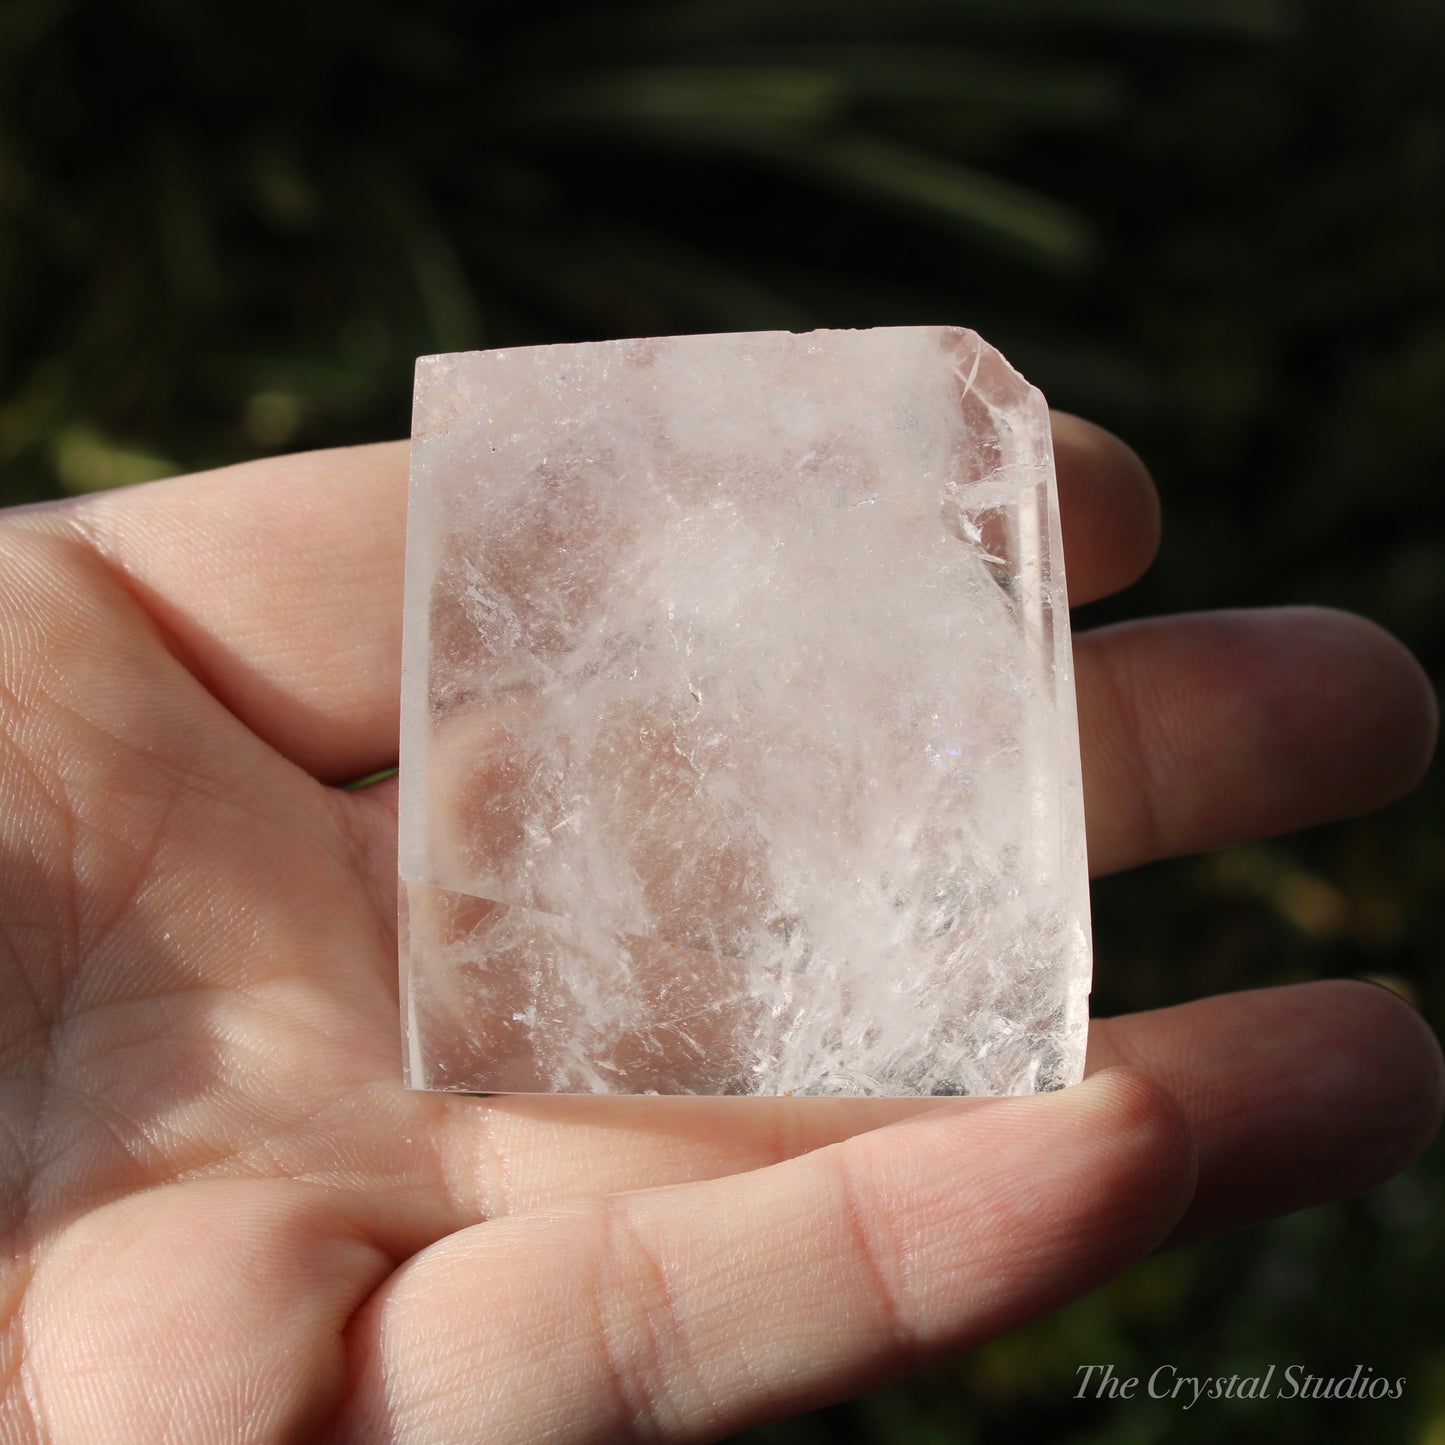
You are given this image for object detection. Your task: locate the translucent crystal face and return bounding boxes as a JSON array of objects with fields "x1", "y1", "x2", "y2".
[{"x1": 400, "y1": 327, "x2": 1091, "y2": 1096}]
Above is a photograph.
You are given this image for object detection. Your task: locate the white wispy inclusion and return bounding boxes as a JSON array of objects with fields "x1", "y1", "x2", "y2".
[{"x1": 399, "y1": 327, "x2": 1092, "y2": 1096}]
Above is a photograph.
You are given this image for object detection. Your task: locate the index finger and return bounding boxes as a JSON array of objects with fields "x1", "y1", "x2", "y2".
[{"x1": 11, "y1": 417, "x2": 1157, "y2": 783}]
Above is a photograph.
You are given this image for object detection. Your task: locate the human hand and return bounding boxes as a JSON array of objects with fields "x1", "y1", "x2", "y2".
[{"x1": 1, "y1": 420, "x2": 1438, "y2": 1442}]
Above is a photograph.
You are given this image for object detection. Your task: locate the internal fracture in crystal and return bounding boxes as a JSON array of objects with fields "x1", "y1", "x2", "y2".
[{"x1": 399, "y1": 327, "x2": 1092, "y2": 1095}]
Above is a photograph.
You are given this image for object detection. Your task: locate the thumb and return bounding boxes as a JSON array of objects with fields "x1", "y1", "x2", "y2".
[{"x1": 335, "y1": 1068, "x2": 1196, "y2": 1442}]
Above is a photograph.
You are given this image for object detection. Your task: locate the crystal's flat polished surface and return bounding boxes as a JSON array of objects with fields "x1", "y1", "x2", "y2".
[{"x1": 400, "y1": 327, "x2": 1091, "y2": 1095}]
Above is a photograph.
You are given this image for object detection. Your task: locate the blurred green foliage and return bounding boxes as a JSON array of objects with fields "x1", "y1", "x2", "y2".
[{"x1": 1, "y1": 0, "x2": 1442, "y2": 1440}]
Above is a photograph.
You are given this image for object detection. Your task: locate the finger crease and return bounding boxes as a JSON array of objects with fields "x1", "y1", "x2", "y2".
[
  {"x1": 830, "y1": 1149, "x2": 920, "y2": 1372},
  {"x1": 596, "y1": 1196, "x2": 718, "y2": 1441}
]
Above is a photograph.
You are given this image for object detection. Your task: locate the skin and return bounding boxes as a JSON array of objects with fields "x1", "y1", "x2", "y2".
[{"x1": 0, "y1": 416, "x2": 1439, "y2": 1442}]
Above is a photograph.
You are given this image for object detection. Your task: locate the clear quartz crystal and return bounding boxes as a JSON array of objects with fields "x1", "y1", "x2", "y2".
[{"x1": 399, "y1": 327, "x2": 1092, "y2": 1096}]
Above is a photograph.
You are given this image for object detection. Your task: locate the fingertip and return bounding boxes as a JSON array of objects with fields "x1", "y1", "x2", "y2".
[
  {"x1": 1099, "y1": 981, "x2": 1445, "y2": 1250},
  {"x1": 1324, "y1": 979, "x2": 1445, "y2": 1186},
  {"x1": 932, "y1": 1069, "x2": 1197, "y2": 1303},
  {"x1": 1050, "y1": 412, "x2": 1163, "y2": 603},
  {"x1": 792, "y1": 1067, "x2": 1201, "y2": 1375},
  {"x1": 1272, "y1": 607, "x2": 1438, "y2": 805},
  {"x1": 1055, "y1": 1067, "x2": 1199, "y2": 1240}
]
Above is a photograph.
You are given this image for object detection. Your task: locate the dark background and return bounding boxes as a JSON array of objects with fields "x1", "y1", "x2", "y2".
[{"x1": 2, "y1": 0, "x2": 1442, "y2": 1439}]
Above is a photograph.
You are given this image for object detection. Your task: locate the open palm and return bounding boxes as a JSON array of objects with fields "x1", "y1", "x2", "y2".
[{"x1": 1, "y1": 421, "x2": 1439, "y2": 1443}]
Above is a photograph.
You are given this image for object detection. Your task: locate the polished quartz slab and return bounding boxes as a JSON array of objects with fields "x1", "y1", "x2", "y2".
[{"x1": 400, "y1": 327, "x2": 1091, "y2": 1095}]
